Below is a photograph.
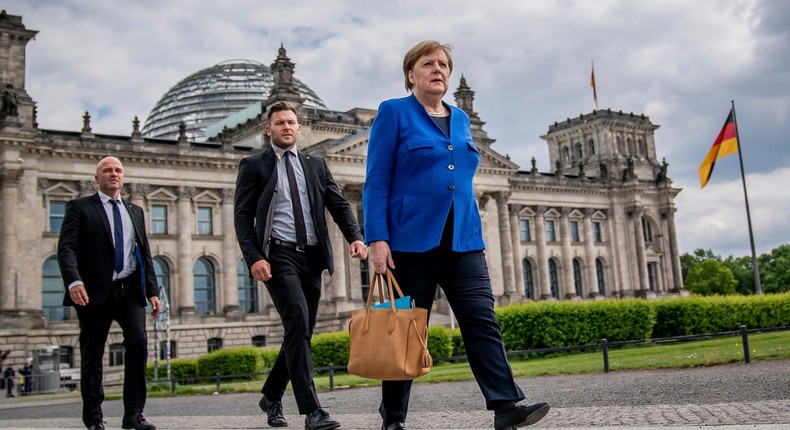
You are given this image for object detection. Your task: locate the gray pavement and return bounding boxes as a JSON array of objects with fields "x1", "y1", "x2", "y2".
[{"x1": 1, "y1": 359, "x2": 789, "y2": 429}]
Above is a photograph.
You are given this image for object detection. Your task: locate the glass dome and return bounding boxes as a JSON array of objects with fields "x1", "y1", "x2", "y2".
[{"x1": 142, "y1": 59, "x2": 326, "y2": 141}]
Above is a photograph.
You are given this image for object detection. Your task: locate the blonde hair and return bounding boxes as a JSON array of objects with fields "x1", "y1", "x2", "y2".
[{"x1": 402, "y1": 40, "x2": 453, "y2": 92}]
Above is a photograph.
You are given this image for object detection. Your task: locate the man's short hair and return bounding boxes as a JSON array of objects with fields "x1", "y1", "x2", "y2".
[{"x1": 266, "y1": 102, "x2": 297, "y2": 122}]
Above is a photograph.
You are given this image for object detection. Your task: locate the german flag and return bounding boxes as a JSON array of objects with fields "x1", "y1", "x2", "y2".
[
  {"x1": 590, "y1": 66, "x2": 598, "y2": 106},
  {"x1": 698, "y1": 109, "x2": 739, "y2": 188}
]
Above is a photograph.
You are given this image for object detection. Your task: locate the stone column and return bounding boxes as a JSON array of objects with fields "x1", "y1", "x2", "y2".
[
  {"x1": 128, "y1": 183, "x2": 147, "y2": 208},
  {"x1": 0, "y1": 168, "x2": 20, "y2": 314},
  {"x1": 221, "y1": 188, "x2": 241, "y2": 318},
  {"x1": 663, "y1": 207, "x2": 684, "y2": 292},
  {"x1": 583, "y1": 208, "x2": 598, "y2": 298},
  {"x1": 560, "y1": 207, "x2": 575, "y2": 299},
  {"x1": 509, "y1": 204, "x2": 524, "y2": 300},
  {"x1": 496, "y1": 192, "x2": 516, "y2": 302},
  {"x1": 629, "y1": 206, "x2": 651, "y2": 297},
  {"x1": 176, "y1": 186, "x2": 195, "y2": 316},
  {"x1": 534, "y1": 206, "x2": 552, "y2": 299}
]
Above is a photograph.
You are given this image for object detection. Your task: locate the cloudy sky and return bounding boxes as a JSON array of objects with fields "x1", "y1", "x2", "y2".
[{"x1": 8, "y1": 0, "x2": 790, "y2": 258}]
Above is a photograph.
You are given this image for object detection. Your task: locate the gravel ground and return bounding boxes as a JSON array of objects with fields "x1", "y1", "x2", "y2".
[{"x1": 1, "y1": 359, "x2": 789, "y2": 429}]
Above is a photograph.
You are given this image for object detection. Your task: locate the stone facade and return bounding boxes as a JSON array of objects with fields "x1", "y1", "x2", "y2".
[{"x1": 0, "y1": 11, "x2": 684, "y2": 381}]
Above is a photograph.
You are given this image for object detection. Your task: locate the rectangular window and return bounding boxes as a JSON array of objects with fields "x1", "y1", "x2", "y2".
[
  {"x1": 520, "y1": 219, "x2": 531, "y2": 241},
  {"x1": 593, "y1": 222, "x2": 602, "y2": 242},
  {"x1": 570, "y1": 221, "x2": 580, "y2": 242},
  {"x1": 151, "y1": 204, "x2": 168, "y2": 234},
  {"x1": 159, "y1": 341, "x2": 177, "y2": 360},
  {"x1": 49, "y1": 201, "x2": 66, "y2": 232},
  {"x1": 545, "y1": 220, "x2": 556, "y2": 242},
  {"x1": 109, "y1": 344, "x2": 124, "y2": 367},
  {"x1": 207, "y1": 338, "x2": 222, "y2": 353},
  {"x1": 58, "y1": 346, "x2": 74, "y2": 368},
  {"x1": 197, "y1": 207, "x2": 212, "y2": 235}
]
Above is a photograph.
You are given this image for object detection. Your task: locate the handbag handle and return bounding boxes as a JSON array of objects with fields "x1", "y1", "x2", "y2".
[{"x1": 361, "y1": 269, "x2": 406, "y2": 335}]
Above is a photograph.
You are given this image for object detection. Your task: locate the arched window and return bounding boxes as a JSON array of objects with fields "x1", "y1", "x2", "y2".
[
  {"x1": 642, "y1": 217, "x2": 654, "y2": 242},
  {"x1": 576, "y1": 142, "x2": 583, "y2": 160},
  {"x1": 237, "y1": 259, "x2": 259, "y2": 313},
  {"x1": 596, "y1": 258, "x2": 606, "y2": 296},
  {"x1": 548, "y1": 259, "x2": 559, "y2": 299},
  {"x1": 563, "y1": 146, "x2": 571, "y2": 164},
  {"x1": 627, "y1": 138, "x2": 635, "y2": 155},
  {"x1": 573, "y1": 259, "x2": 583, "y2": 297},
  {"x1": 252, "y1": 335, "x2": 266, "y2": 347},
  {"x1": 639, "y1": 139, "x2": 647, "y2": 156},
  {"x1": 42, "y1": 258, "x2": 69, "y2": 321},
  {"x1": 522, "y1": 259, "x2": 534, "y2": 300},
  {"x1": 194, "y1": 258, "x2": 216, "y2": 315},
  {"x1": 617, "y1": 136, "x2": 625, "y2": 155},
  {"x1": 588, "y1": 139, "x2": 596, "y2": 156},
  {"x1": 152, "y1": 257, "x2": 170, "y2": 304},
  {"x1": 207, "y1": 337, "x2": 223, "y2": 353}
]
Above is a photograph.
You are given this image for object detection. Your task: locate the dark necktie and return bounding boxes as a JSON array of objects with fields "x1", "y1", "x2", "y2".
[
  {"x1": 284, "y1": 151, "x2": 308, "y2": 247},
  {"x1": 110, "y1": 199, "x2": 124, "y2": 273}
]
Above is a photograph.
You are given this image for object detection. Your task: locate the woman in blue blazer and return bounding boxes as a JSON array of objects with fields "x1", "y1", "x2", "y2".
[{"x1": 363, "y1": 40, "x2": 550, "y2": 430}]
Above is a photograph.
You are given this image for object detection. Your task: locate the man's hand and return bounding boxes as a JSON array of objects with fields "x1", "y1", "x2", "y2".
[
  {"x1": 69, "y1": 284, "x2": 89, "y2": 306},
  {"x1": 250, "y1": 259, "x2": 272, "y2": 281},
  {"x1": 369, "y1": 240, "x2": 395, "y2": 274},
  {"x1": 349, "y1": 240, "x2": 368, "y2": 260},
  {"x1": 149, "y1": 296, "x2": 161, "y2": 318}
]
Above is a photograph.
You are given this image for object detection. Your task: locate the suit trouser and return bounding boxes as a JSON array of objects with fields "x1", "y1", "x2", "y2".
[
  {"x1": 380, "y1": 221, "x2": 525, "y2": 425},
  {"x1": 75, "y1": 283, "x2": 148, "y2": 427},
  {"x1": 262, "y1": 244, "x2": 323, "y2": 415}
]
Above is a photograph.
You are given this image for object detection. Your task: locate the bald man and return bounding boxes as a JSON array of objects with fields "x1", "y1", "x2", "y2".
[{"x1": 58, "y1": 156, "x2": 160, "y2": 430}]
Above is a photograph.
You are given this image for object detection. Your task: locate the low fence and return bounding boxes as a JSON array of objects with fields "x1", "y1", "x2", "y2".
[{"x1": 143, "y1": 324, "x2": 789, "y2": 393}]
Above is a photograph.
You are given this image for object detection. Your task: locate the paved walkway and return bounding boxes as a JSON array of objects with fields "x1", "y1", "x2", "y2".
[{"x1": 2, "y1": 360, "x2": 789, "y2": 429}]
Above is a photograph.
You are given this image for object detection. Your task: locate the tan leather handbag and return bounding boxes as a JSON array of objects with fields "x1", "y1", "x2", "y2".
[{"x1": 347, "y1": 270, "x2": 432, "y2": 380}]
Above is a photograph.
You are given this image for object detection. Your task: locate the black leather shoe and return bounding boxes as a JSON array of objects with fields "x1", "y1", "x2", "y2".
[
  {"x1": 259, "y1": 396, "x2": 288, "y2": 427},
  {"x1": 304, "y1": 408, "x2": 340, "y2": 430},
  {"x1": 494, "y1": 402, "x2": 550, "y2": 430},
  {"x1": 87, "y1": 422, "x2": 105, "y2": 430},
  {"x1": 382, "y1": 422, "x2": 406, "y2": 430},
  {"x1": 121, "y1": 413, "x2": 156, "y2": 430}
]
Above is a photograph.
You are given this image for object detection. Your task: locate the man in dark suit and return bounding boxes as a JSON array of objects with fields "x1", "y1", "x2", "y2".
[
  {"x1": 58, "y1": 156, "x2": 160, "y2": 430},
  {"x1": 235, "y1": 102, "x2": 367, "y2": 430}
]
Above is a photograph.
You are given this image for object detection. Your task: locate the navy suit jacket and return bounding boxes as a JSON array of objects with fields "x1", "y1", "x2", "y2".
[
  {"x1": 363, "y1": 93, "x2": 485, "y2": 252},
  {"x1": 234, "y1": 146, "x2": 363, "y2": 276},
  {"x1": 57, "y1": 194, "x2": 158, "y2": 307}
]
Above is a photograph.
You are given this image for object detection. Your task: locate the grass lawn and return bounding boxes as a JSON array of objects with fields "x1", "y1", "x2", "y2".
[{"x1": 144, "y1": 329, "x2": 789, "y2": 397}]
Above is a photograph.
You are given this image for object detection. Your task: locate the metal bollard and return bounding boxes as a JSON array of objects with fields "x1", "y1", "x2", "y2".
[
  {"x1": 740, "y1": 325, "x2": 751, "y2": 364},
  {"x1": 328, "y1": 363, "x2": 334, "y2": 391},
  {"x1": 601, "y1": 338, "x2": 610, "y2": 373},
  {"x1": 215, "y1": 373, "x2": 221, "y2": 391},
  {"x1": 170, "y1": 378, "x2": 176, "y2": 393}
]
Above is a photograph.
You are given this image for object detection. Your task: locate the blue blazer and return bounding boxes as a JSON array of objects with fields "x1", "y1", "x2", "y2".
[{"x1": 363, "y1": 93, "x2": 485, "y2": 252}]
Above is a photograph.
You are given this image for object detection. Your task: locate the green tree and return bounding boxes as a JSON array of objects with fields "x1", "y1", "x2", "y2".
[
  {"x1": 681, "y1": 249, "x2": 720, "y2": 280},
  {"x1": 684, "y1": 259, "x2": 738, "y2": 296},
  {"x1": 758, "y1": 244, "x2": 790, "y2": 294},
  {"x1": 722, "y1": 255, "x2": 755, "y2": 295}
]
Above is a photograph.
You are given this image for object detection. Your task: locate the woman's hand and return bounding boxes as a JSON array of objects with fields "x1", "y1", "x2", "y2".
[{"x1": 369, "y1": 240, "x2": 395, "y2": 273}]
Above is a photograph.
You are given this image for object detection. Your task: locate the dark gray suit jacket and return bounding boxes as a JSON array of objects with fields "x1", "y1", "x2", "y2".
[
  {"x1": 57, "y1": 193, "x2": 158, "y2": 307},
  {"x1": 234, "y1": 146, "x2": 363, "y2": 276}
]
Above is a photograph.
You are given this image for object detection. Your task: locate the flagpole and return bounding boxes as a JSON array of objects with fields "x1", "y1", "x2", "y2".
[
  {"x1": 731, "y1": 100, "x2": 762, "y2": 295},
  {"x1": 591, "y1": 59, "x2": 598, "y2": 110}
]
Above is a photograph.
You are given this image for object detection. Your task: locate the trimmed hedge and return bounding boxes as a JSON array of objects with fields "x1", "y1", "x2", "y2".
[
  {"x1": 496, "y1": 299, "x2": 656, "y2": 351},
  {"x1": 146, "y1": 357, "x2": 199, "y2": 380},
  {"x1": 652, "y1": 293, "x2": 790, "y2": 338},
  {"x1": 311, "y1": 331, "x2": 350, "y2": 368},
  {"x1": 197, "y1": 346, "x2": 263, "y2": 377},
  {"x1": 147, "y1": 293, "x2": 790, "y2": 379}
]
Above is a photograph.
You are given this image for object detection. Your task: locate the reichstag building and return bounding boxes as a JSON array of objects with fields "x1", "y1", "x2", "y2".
[{"x1": 0, "y1": 11, "x2": 685, "y2": 379}]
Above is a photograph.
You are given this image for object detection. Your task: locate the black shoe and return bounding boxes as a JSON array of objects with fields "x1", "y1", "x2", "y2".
[
  {"x1": 259, "y1": 396, "x2": 288, "y2": 427},
  {"x1": 382, "y1": 422, "x2": 406, "y2": 430},
  {"x1": 494, "y1": 402, "x2": 550, "y2": 430},
  {"x1": 121, "y1": 413, "x2": 156, "y2": 430},
  {"x1": 304, "y1": 408, "x2": 340, "y2": 430},
  {"x1": 87, "y1": 422, "x2": 105, "y2": 430}
]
